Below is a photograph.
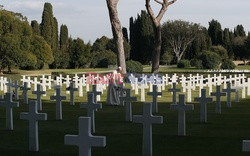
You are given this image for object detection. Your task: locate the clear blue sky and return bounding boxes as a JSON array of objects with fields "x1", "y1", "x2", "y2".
[{"x1": 1, "y1": 0, "x2": 250, "y2": 43}]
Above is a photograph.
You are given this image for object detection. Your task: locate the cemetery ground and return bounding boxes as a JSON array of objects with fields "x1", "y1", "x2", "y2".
[{"x1": 0, "y1": 78, "x2": 250, "y2": 155}]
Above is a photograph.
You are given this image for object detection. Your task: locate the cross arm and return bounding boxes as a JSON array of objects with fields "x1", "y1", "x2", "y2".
[
  {"x1": 90, "y1": 136, "x2": 106, "y2": 147},
  {"x1": 150, "y1": 116, "x2": 163, "y2": 124},
  {"x1": 64, "y1": 135, "x2": 79, "y2": 146},
  {"x1": 20, "y1": 112, "x2": 29, "y2": 120},
  {"x1": 133, "y1": 115, "x2": 143, "y2": 123},
  {"x1": 36, "y1": 113, "x2": 47, "y2": 121}
]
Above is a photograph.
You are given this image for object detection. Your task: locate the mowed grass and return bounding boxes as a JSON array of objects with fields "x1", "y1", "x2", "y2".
[{"x1": 0, "y1": 83, "x2": 250, "y2": 156}]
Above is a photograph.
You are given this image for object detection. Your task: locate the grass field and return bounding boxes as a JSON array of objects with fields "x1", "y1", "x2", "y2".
[{"x1": 0, "y1": 82, "x2": 250, "y2": 156}]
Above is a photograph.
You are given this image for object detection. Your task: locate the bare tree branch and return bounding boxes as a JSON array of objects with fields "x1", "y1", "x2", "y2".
[
  {"x1": 154, "y1": 0, "x2": 163, "y2": 5},
  {"x1": 167, "y1": 0, "x2": 177, "y2": 6}
]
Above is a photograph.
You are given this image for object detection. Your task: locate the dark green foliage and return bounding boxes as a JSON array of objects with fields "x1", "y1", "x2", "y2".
[
  {"x1": 187, "y1": 28, "x2": 212, "y2": 60},
  {"x1": 221, "y1": 59, "x2": 236, "y2": 69},
  {"x1": 199, "y1": 51, "x2": 222, "y2": 69},
  {"x1": 58, "y1": 24, "x2": 69, "y2": 68},
  {"x1": 68, "y1": 38, "x2": 91, "y2": 68},
  {"x1": 91, "y1": 50, "x2": 117, "y2": 68},
  {"x1": 161, "y1": 52, "x2": 173, "y2": 65},
  {"x1": 130, "y1": 10, "x2": 154, "y2": 64},
  {"x1": 208, "y1": 19, "x2": 223, "y2": 45},
  {"x1": 234, "y1": 25, "x2": 246, "y2": 37},
  {"x1": 232, "y1": 36, "x2": 248, "y2": 61},
  {"x1": 177, "y1": 60, "x2": 191, "y2": 68},
  {"x1": 122, "y1": 27, "x2": 129, "y2": 42},
  {"x1": 210, "y1": 45, "x2": 228, "y2": 60},
  {"x1": 190, "y1": 59, "x2": 203, "y2": 68},
  {"x1": 31, "y1": 35, "x2": 54, "y2": 69},
  {"x1": 126, "y1": 60, "x2": 143, "y2": 72},
  {"x1": 40, "y1": 2, "x2": 53, "y2": 45},
  {"x1": 31, "y1": 20, "x2": 40, "y2": 35}
]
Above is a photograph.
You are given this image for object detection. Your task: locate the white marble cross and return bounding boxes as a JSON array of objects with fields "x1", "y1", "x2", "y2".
[
  {"x1": 148, "y1": 85, "x2": 162, "y2": 113},
  {"x1": 12, "y1": 80, "x2": 19, "y2": 100},
  {"x1": 168, "y1": 83, "x2": 181, "y2": 105},
  {"x1": 33, "y1": 77, "x2": 39, "y2": 91},
  {"x1": 20, "y1": 100, "x2": 47, "y2": 151},
  {"x1": 133, "y1": 103, "x2": 163, "y2": 156},
  {"x1": 138, "y1": 84, "x2": 148, "y2": 102},
  {"x1": 89, "y1": 85, "x2": 102, "y2": 103},
  {"x1": 120, "y1": 89, "x2": 137, "y2": 122},
  {"x1": 0, "y1": 93, "x2": 19, "y2": 130},
  {"x1": 170, "y1": 94, "x2": 194, "y2": 136},
  {"x1": 20, "y1": 82, "x2": 31, "y2": 104},
  {"x1": 222, "y1": 83, "x2": 236, "y2": 108},
  {"x1": 0, "y1": 76, "x2": 5, "y2": 91},
  {"x1": 210, "y1": 86, "x2": 226, "y2": 114},
  {"x1": 66, "y1": 82, "x2": 78, "y2": 105},
  {"x1": 50, "y1": 86, "x2": 66, "y2": 120},
  {"x1": 64, "y1": 75, "x2": 71, "y2": 94},
  {"x1": 6, "y1": 79, "x2": 12, "y2": 93},
  {"x1": 194, "y1": 89, "x2": 213, "y2": 123},
  {"x1": 47, "y1": 75, "x2": 53, "y2": 89},
  {"x1": 232, "y1": 81, "x2": 243, "y2": 103},
  {"x1": 32, "y1": 84, "x2": 46, "y2": 111},
  {"x1": 186, "y1": 80, "x2": 195, "y2": 102},
  {"x1": 80, "y1": 93, "x2": 102, "y2": 133},
  {"x1": 64, "y1": 117, "x2": 106, "y2": 156}
]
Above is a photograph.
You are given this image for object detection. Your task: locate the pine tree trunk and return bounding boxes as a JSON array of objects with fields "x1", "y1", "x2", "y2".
[
  {"x1": 106, "y1": 0, "x2": 126, "y2": 74},
  {"x1": 152, "y1": 25, "x2": 161, "y2": 73}
]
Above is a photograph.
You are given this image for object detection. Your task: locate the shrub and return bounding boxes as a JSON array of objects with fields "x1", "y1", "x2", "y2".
[
  {"x1": 126, "y1": 60, "x2": 143, "y2": 73},
  {"x1": 190, "y1": 59, "x2": 202, "y2": 68},
  {"x1": 210, "y1": 45, "x2": 228, "y2": 60},
  {"x1": 221, "y1": 59, "x2": 236, "y2": 69},
  {"x1": 91, "y1": 50, "x2": 117, "y2": 68},
  {"x1": 199, "y1": 51, "x2": 221, "y2": 69},
  {"x1": 161, "y1": 52, "x2": 173, "y2": 65},
  {"x1": 177, "y1": 59, "x2": 191, "y2": 68}
]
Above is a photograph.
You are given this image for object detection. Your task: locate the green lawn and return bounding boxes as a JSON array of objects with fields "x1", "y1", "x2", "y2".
[{"x1": 0, "y1": 83, "x2": 250, "y2": 155}]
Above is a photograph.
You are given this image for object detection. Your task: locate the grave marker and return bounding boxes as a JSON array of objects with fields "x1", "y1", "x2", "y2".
[
  {"x1": 194, "y1": 89, "x2": 212, "y2": 123},
  {"x1": 20, "y1": 100, "x2": 47, "y2": 151},
  {"x1": 64, "y1": 117, "x2": 106, "y2": 156},
  {"x1": 120, "y1": 89, "x2": 137, "y2": 122},
  {"x1": 133, "y1": 103, "x2": 163, "y2": 156},
  {"x1": 170, "y1": 94, "x2": 194, "y2": 136},
  {"x1": 80, "y1": 93, "x2": 102, "y2": 133},
  {"x1": 0, "y1": 93, "x2": 19, "y2": 130}
]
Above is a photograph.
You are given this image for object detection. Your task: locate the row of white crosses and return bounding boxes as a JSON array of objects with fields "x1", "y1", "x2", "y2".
[
  {"x1": 19, "y1": 74, "x2": 112, "y2": 101},
  {"x1": 128, "y1": 73, "x2": 250, "y2": 103}
]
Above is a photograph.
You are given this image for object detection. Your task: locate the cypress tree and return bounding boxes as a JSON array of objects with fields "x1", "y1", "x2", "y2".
[
  {"x1": 31, "y1": 20, "x2": 40, "y2": 36},
  {"x1": 122, "y1": 27, "x2": 128, "y2": 42},
  {"x1": 60, "y1": 24, "x2": 69, "y2": 49},
  {"x1": 40, "y1": 2, "x2": 53, "y2": 45}
]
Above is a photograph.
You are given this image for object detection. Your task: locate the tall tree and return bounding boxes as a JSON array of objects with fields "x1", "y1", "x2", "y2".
[
  {"x1": 106, "y1": 0, "x2": 126, "y2": 74},
  {"x1": 162, "y1": 20, "x2": 200, "y2": 62},
  {"x1": 31, "y1": 20, "x2": 40, "y2": 36},
  {"x1": 122, "y1": 27, "x2": 129, "y2": 42},
  {"x1": 145, "y1": 0, "x2": 177, "y2": 73},
  {"x1": 59, "y1": 24, "x2": 69, "y2": 68},
  {"x1": 40, "y1": 3, "x2": 53, "y2": 45},
  {"x1": 208, "y1": 19, "x2": 223, "y2": 45},
  {"x1": 234, "y1": 25, "x2": 246, "y2": 37},
  {"x1": 130, "y1": 10, "x2": 154, "y2": 64}
]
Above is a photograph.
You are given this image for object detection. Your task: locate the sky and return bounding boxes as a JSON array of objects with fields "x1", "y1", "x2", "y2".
[{"x1": 1, "y1": 0, "x2": 250, "y2": 43}]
